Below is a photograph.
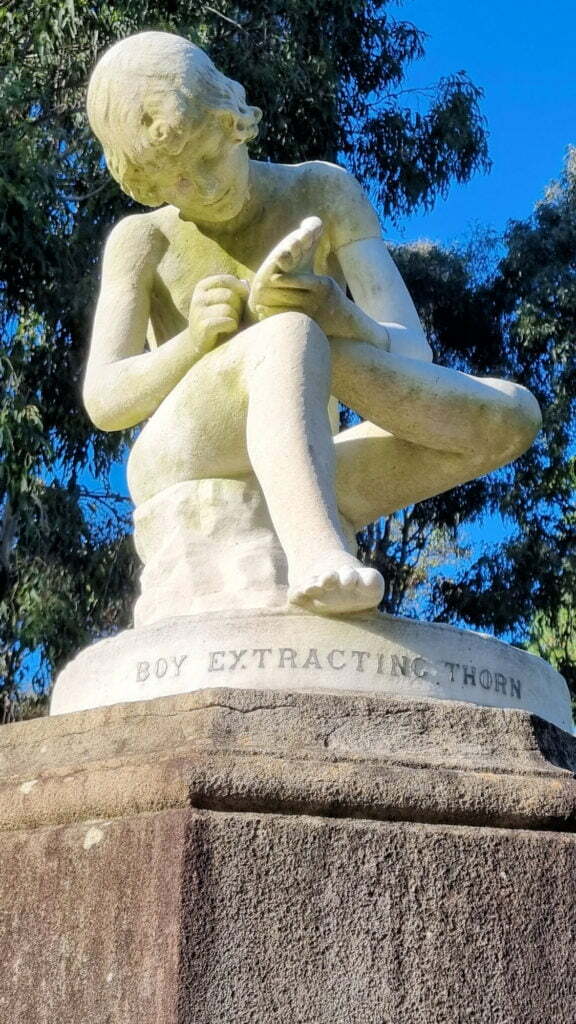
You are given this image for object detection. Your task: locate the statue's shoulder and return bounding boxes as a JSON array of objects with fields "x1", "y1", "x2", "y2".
[
  {"x1": 289, "y1": 159, "x2": 363, "y2": 193},
  {"x1": 258, "y1": 159, "x2": 359, "y2": 195},
  {"x1": 267, "y1": 159, "x2": 357, "y2": 194},
  {"x1": 103, "y1": 210, "x2": 169, "y2": 273},
  {"x1": 285, "y1": 161, "x2": 379, "y2": 248}
]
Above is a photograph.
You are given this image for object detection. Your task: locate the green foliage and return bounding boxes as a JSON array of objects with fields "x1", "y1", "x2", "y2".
[
  {"x1": 528, "y1": 602, "x2": 576, "y2": 696},
  {"x1": 0, "y1": 0, "x2": 490, "y2": 713},
  {"x1": 434, "y1": 156, "x2": 575, "y2": 661}
]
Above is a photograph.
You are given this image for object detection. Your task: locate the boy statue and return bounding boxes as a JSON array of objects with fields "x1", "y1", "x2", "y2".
[{"x1": 84, "y1": 31, "x2": 541, "y2": 620}]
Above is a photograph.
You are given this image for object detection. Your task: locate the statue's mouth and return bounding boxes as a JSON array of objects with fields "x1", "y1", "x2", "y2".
[{"x1": 201, "y1": 186, "x2": 232, "y2": 207}]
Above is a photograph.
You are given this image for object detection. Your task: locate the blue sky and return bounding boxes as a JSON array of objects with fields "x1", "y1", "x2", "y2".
[{"x1": 390, "y1": 0, "x2": 576, "y2": 245}]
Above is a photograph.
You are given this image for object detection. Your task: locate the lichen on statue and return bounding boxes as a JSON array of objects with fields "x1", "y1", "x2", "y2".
[{"x1": 84, "y1": 30, "x2": 542, "y2": 620}]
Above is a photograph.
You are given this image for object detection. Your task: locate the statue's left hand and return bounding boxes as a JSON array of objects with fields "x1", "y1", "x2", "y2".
[{"x1": 251, "y1": 271, "x2": 346, "y2": 335}]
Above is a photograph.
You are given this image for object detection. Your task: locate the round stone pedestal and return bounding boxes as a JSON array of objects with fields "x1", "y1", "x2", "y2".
[{"x1": 50, "y1": 608, "x2": 573, "y2": 732}]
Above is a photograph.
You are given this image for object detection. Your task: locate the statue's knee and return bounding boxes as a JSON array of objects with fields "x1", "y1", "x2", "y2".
[
  {"x1": 499, "y1": 382, "x2": 542, "y2": 458},
  {"x1": 482, "y1": 380, "x2": 542, "y2": 463},
  {"x1": 269, "y1": 311, "x2": 326, "y2": 341},
  {"x1": 513, "y1": 384, "x2": 542, "y2": 448},
  {"x1": 251, "y1": 311, "x2": 329, "y2": 364}
]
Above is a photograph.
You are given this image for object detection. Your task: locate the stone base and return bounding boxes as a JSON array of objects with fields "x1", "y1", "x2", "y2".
[
  {"x1": 132, "y1": 477, "x2": 290, "y2": 626},
  {"x1": 50, "y1": 609, "x2": 573, "y2": 732},
  {"x1": 1, "y1": 689, "x2": 576, "y2": 1023}
]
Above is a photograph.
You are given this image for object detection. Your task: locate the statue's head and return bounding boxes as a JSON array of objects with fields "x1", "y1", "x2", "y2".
[{"x1": 87, "y1": 31, "x2": 262, "y2": 213}]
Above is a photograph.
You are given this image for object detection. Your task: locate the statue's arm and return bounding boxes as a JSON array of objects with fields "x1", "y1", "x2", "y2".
[
  {"x1": 328, "y1": 169, "x2": 432, "y2": 362},
  {"x1": 83, "y1": 217, "x2": 246, "y2": 431},
  {"x1": 336, "y1": 236, "x2": 433, "y2": 362},
  {"x1": 83, "y1": 216, "x2": 195, "y2": 431}
]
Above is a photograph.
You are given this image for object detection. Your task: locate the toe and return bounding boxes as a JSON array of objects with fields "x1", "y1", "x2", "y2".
[
  {"x1": 318, "y1": 571, "x2": 339, "y2": 590},
  {"x1": 340, "y1": 568, "x2": 359, "y2": 588}
]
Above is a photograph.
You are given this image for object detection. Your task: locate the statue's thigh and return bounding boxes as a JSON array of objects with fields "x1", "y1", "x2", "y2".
[
  {"x1": 334, "y1": 421, "x2": 477, "y2": 530},
  {"x1": 127, "y1": 331, "x2": 257, "y2": 504}
]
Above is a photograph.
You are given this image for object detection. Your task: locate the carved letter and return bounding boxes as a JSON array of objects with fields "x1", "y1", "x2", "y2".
[
  {"x1": 351, "y1": 650, "x2": 370, "y2": 672},
  {"x1": 136, "y1": 661, "x2": 150, "y2": 682},
  {"x1": 444, "y1": 661, "x2": 460, "y2": 684},
  {"x1": 229, "y1": 649, "x2": 248, "y2": 670},
  {"x1": 208, "y1": 651, "x2": 226, "y2": 672},
  {"x1": 494, "y1": 672, "x2": 507, "y2": 695},
  {"x1": 279, "y1": 648, "x2": 298, "y2": 668},
  {"x1": 479, "y1": 669, "x2": 493, "y2": 690},
  {"x1": 391, "y1": 654, "x2": 410, "y2": 677},
  {"x1": 510, "y1": 678, "x2": 522, "y2": 700},
  {"x1": 171, "y1": 655, "x2": 188, "y2": 676},
  {"x1": 302, "y1": 648, "x2": 322, "y2": 669},
  {"x1": 411, "y1": 656, "x2": 431, "y2": 681},
  {"x1": 155, "y1": 658, "x2": 168, "y2": 678},
  {"x1": 252, "y1": 648, "x2": 273, "y2": 669},
  {"x1": 327, "y1": 649, "x2": 346, "y2": 670},
  {"x1": 462, "y1": 664, "x2": 476, "y2": 687}
]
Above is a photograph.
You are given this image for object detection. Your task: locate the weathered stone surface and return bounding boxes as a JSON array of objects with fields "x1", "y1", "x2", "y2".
[
  {"x1": 50, "y1": 609, "x2": 573, "y2": 732},
  {"x1": 2, "y1": 690, "x2": 576, "y2": 1023},
  {"x1": 1, "y1": 806, "x2": 575, "y2": 1024},
  {"x1": 132, "y1": 477, "x2": 289, "y2": 626},
  {"x1": 2, "y1": 689, "x2": 576, "y2": 832},
  {"x1": 175, "y1": 812, "x2": 576, "y2": 1024},
  {"x1": 0, "y1": 808, "x2": 185, "y2": 1024}
]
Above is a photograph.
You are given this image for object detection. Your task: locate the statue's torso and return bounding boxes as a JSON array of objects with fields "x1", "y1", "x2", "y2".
[{"x1": 141, "y1": 161, "x2": 346, "y2": 346}]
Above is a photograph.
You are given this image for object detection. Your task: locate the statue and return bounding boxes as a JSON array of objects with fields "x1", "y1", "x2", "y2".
[
  {"x1": 50, "y1": 30, "x2": 569, "y2": 726},
  {"x1": 82, "y1": 30, "x2": 541, "y2": 621}
]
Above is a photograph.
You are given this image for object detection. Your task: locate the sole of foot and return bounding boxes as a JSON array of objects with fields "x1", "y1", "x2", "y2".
[{"x1": 288, "y1": 553, "x2": 385, "y2": 615}]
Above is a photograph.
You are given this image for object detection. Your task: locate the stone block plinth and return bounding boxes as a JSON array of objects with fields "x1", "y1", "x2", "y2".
[{"x1": 1, "y1": 688, "x2": 576, "y2": 1023}]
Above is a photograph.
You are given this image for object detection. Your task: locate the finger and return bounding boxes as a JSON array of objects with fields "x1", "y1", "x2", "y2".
[
  {"x1": 255, "y1": 288, "x2": 313, "y2": 308},
  {"x1": 205, "y1": 316, "x2": 238, "y2": 340},
  {"x1": 202, "y1": 303, "x2": 240, "y2": 323},
  {"x1": 198, "y1": 274, "x2": 250, "y2": 296},
  {"x1": 270, "y1": 273, "x2": 325, "y2": 290},
  {"x1": 202, "y1": 287, "x2": 244, "y2": 312}
]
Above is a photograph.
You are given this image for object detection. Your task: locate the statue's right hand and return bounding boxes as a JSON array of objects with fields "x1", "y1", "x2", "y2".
[{"x1": 188, "y1": 275, "x2": 249, "y2": 353}]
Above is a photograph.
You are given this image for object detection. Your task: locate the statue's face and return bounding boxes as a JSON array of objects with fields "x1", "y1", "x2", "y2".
[{"x1": 148, "y1": 111, "x2": 252, "y2": 223}]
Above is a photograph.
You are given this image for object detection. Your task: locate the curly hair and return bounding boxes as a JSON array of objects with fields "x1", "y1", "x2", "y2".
[{"x1": 87, "y1": 31, "x2": 261, "y2": 205}]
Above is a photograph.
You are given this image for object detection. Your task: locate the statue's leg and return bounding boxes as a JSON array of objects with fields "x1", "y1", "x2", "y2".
[
  {"x1": 127, "y1": 312, "x2": 384, "y2": 614},
  {"x1": 330, "y1": 340, "x2": 541, "y2": 529},
  {"x1": 334, "y1": 421, "x2": 496, "y2": 530}
]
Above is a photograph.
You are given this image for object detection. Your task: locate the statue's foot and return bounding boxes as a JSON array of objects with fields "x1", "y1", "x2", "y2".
[
  {"x1": 248, "y1": 216, "x2": 323, "y2": 319},
  {"x1": 289, "y1": 550, "x2": 384, "y2": 615}
]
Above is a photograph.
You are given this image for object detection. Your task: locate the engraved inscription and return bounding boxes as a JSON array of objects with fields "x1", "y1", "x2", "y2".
[
  {"x1": 135, "y1": 646, "x2": 524, "y2": 702},
  {"x1": 136, "y1": 655, "x2": 188, "y2": 681}
]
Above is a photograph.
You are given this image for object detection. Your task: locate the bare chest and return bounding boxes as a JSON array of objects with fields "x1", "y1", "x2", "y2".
[{"x1": 148, "y1": 209, "x2": 336, "y2": 345}]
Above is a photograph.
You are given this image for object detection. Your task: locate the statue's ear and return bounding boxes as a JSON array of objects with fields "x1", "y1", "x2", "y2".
[{"x1": 142, "y1": 112, "x2": 183, "y2": 155}]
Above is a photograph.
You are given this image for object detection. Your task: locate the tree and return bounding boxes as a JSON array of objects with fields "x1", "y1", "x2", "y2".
[
  {"x1": 0, "y1": 0, "x2": 490, "y2": 712},
  {"x1": 433, "y1": 152, "x2": 576, "y2": 693}
]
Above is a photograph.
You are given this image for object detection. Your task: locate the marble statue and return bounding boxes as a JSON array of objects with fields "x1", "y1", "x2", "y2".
[
  {"x1": 82, "y1": 30, "x2": 541, "y2": 624},
  {"x1": 50, "y1": 30, "x2": 573, "y2": 724}
]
